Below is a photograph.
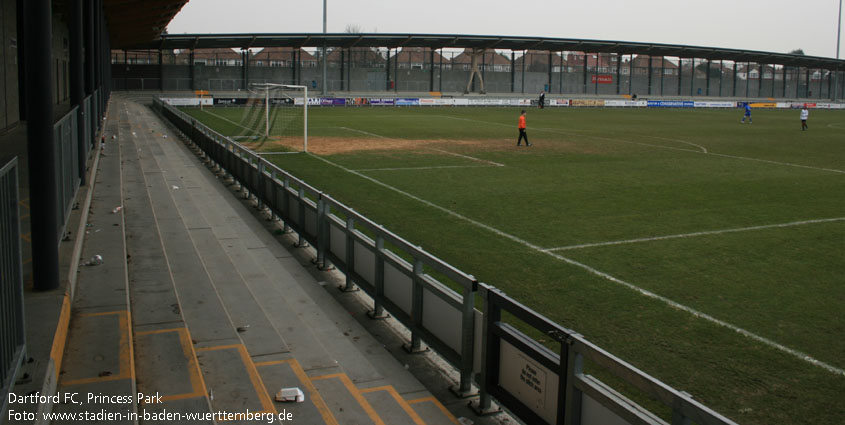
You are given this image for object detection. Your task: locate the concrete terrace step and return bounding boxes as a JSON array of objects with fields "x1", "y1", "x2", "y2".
[
  {"x1": 49, "y1": 106, "x2": 136, "y2": 424},
  {"x1": 69, "y1": 95, "x2": 473, "y2": 425}
]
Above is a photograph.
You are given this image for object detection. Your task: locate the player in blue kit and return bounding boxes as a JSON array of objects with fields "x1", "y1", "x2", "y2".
[{"x1": 741, "y1": 102, "x2": 752, "y2": 124}]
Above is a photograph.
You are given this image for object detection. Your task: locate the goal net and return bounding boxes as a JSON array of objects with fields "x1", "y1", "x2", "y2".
[{"x1": 233, "y1": 83, "x2": 308, "y2": 153}]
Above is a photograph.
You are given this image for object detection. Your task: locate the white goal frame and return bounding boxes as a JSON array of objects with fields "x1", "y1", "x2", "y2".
[{"x1": 249, "y1": 83, "x2": 309, "y2": 152}]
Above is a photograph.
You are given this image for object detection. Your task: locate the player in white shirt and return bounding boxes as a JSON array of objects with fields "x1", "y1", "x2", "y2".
[{"x1": 800, "y1": 107, "x2": 809, "y2": 131}]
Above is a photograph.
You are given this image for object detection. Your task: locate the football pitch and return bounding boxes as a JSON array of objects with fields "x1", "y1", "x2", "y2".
[{"x1": 181, "y1": 105, "x2": 845, "y2": 425}]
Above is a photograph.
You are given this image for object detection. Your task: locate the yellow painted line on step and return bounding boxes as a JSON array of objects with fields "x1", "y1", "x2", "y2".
[
  {"x1": 360, "y1": 386, "x2": 426, "y2": 425},
  {"x1": 311, "y1": 373, "x2": 386, "y2": 425},
  {"x1": 20, "y1": 232, "x2": 30, "y2": 243},
  {"x1": 50, "y1": 294, "x2": 72, "y2": 382},
  {"x1": 135, "y1": 328, "x2": 207, "y2": 401},
  {"x1": 255, "y1": 359, "x2": 339, "y2": 425},
  {"x1": 62, "y1": 311, "x2": 133, "y2": 386},
  {"x1": 408, "y1": 397, "x2": 460, "y2": 425},
  {"x1": 19, "y1": 198, "x2": 29, "y2": 209},
  {"x1": 196, "y1": 344, "x2": 276, "y2": 415}
]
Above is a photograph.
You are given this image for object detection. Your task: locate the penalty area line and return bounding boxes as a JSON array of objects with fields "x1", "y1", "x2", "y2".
[{"x1": 308, "y1": 151, "x2": 845, "y2": 377}]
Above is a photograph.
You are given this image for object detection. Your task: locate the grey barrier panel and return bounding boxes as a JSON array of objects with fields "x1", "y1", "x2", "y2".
[
  {"x1": 422, "y1": 284, "x2": 463, "y2": 354},
  {"x1": 581, "y1": 391, "x2": 637, "y2": 425},
  {"x1": 0, "y1": 157, "x2": 25, "y2": 417},
  {"x1": 384, "y1": 260, "x2": 413, "y2": 314},
  {"x1": 353, "y1": 240, "x2": 376, "y2": 284},
  {"x1": 329, "y1": 221, "x2": 346, "y2": 260}
]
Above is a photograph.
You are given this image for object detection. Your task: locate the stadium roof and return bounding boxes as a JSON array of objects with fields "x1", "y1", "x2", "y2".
[
  {"x1": 104, "y1": 0, "x2": 188, "y2": 48},
  {"x1": 133, "y1": 33, "x2": 844, "y2": 70}
]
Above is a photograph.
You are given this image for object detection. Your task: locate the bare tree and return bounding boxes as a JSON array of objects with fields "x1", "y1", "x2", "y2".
[
  {"x1": 345, "y1": 24, "x2": 363, "y2": 34},
  {"x1": 789, "y1": 48, "x2": 806, "y2": 55}
]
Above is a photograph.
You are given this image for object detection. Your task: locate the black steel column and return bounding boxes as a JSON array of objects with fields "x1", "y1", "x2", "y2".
[
  {"x1": 189, "y1": 50, "x2": 195, "y2": 90},
  {"x1": 340, "y1": 49, "x2": 345, "y2": 91},
  {"x1": 732, "y1": 62, "x2": 737, "y2": 97},
  {"x1": 582, "y1": 53, "x2": 587, "y2": 94},
  {"x1": 385, "y1": 48, "x2": 390, "y2": 91},
  {"x1": 159, "y1": 50, "x2": 163, "y2": 91},
  {"x1": 70, "y1": 0, "x2": 86, "y2": 184},
  {"x1": 647, "y1": 56, "x2": 653, "y2": 95},
  {"x1": 429, "y1": 49, "x2": 434, "y2": 92},
  {"x1": 615, "y1": 54, "x2": 621, "y2": 95},
  {"x1": 547, "y1": 51, "x2": 552, "y2": 93},
  {"x1": 706, "y1": 60, "x2": 711, "y2": 96},
  {"x1": 16, "y1": 0, "x2": 26, "y2": 120},
  {"x1": 94, "y1": 0, "x2": 102, "y2": 116},
  {"x1": 510, "y1": 52, "x2": 515, "y2": 93},
  {"x1": 242, "y1": 50, "x2": 248, "y2": 90},
  {"x1": 24, "y1": 0, "x2": 60, "y2": 291}
]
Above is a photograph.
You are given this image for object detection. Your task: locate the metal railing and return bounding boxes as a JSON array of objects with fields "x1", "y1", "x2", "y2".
[
  {"x1": 154, "y1": 97, "x2": 738, "y2": 425},
  {"x1": 0, "y1": 157, "x2": 25, "y2": 417},
  {"x1": 53, "y1": 108, "x2": 82, "y2": 244}
]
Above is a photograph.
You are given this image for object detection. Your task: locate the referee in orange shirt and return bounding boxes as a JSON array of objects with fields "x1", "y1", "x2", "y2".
[{"x1": 517, "y1": 110, "x2": 531, "y2": 146}]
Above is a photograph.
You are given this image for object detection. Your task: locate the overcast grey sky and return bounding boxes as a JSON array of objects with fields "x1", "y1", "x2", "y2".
[{"x1": 167, "y1": 0, "x2": 844, "y2": 58}]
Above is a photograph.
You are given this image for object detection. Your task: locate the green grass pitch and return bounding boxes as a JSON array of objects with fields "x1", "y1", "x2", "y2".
[{"x1": 182, "y1": 105, "x2": 845, "y2": 425}]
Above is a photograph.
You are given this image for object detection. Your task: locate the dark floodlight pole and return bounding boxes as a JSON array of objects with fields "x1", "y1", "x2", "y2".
[{"x1": 322, "y1": 0, "x2": 327, "y2": 95}]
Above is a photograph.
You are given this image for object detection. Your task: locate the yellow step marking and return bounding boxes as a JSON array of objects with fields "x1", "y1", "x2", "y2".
[
  {"x1": 19, "y1": 198, "x2": 29, "y2": 209},
  {"x1": 50, "y1": 295, "x2": 72, "y2": 382},
  {"x1": 408, "y1": 396, "x2": 460, "y2": 425},
  {"x1": 20, "y1": 232, "x2": 30, "y2": 243},
  {"x1": 196, "y1": 344, "x2": 275, "y2": 415},
  {"x1": 135, "y1": 328, "x2": 207, "y2": 402},
  {"x1": 61, "y1": 311, "x2": 133, "y2": 386},
  {"x1": 255, "y1": 359, "x2": 339, "y2": 425},
  {"x1": 311, "y1": 373, "x2": 386, "y2": 425},
  {"x1": 360, "y1": 386, "x2": 427, "y2": 425}
]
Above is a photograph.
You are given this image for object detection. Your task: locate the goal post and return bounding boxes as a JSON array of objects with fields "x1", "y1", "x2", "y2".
[{"x1": 240, "y1": 83, "x2": 309, "y2": 153}]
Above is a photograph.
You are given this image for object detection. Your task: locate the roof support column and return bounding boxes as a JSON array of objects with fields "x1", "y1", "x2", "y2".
[
  {"x1": 521, "y1": 50, "x2": 525, "y2": 94},
  {"x1": 678, "y1": 59, "x2": 683, "y2": 96},
  {"x1": 70, "y1": 0, "x2": 86, "y2": 184},
  {"x1": 189, "y1": 50, "x2": 195, "y2": 91},
  {"x1": 242, "y1": 49, "x2": 248, "y2": 90},
  {"x1": 647, "y1": 56, "x2": 653, "y2": 96},
  {"x1": 732, "y1": 62, "x2": 737, "y2": 97},
  {"x1": 23, "y1": 0, "x2": 59, "y2": 291},
  {"x1": 429, "y1": 49, "x2": 434, "y2": 92},
  {"x1": 547, "y1": 51, "x2": 552, "y2": 94},
  {"x1": 690, "y1": 57, "x2": 696, "y2": 96},
  {"x1": 660, "y1": 56, "x2": 665, "y2": 96},
  {"x1": 706, "y1": 59, "x2": 711, "y2": 96},
  {"x1": 582, "y1": 53, "x2": 587, "y2": 94},
  {"x1": 558, "y1": 52, "x2": 563, "y2": 94},
  {"x1": 615, "y1": 54, "x2": 621, "y2": 95},
  {"x1": 385, "y1": 48, "x2": 390, "y2": 91}
]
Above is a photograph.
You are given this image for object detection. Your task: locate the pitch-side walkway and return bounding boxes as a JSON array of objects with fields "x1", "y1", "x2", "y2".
[{"x1": 7, "y1": 94, "x2": 509, "y2": 425}]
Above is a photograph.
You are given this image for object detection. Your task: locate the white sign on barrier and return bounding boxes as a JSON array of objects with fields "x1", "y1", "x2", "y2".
[{"x1": 499, "y1": 340, "x2": 558, "y2": 424}]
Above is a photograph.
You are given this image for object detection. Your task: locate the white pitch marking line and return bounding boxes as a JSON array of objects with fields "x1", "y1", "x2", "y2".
[
  {"x1": 258, "y1": 151, "x2": 301, "y2": 155},
  {"x1": 336, "y1": 124, "x2": 505, "y2": 168},
  {"x1": 200, "y1": 109, "x2": 262, "y2": 136},
  {"x1": 544, "y1": 217, "x2": 845, "y2": 251},
  {"x1": 355, "y1": 165, "x2": 493, "y2": 172},
  {"x1": 337, "y1": 126, "x2": 389, "y2": 139},
  {"x1": 309, "y1": 151, "x2": 845, "y2": 377},
  {"x1": 427, "y1": 148, "x2": 505, "y2": 167},
  {"x1": 435, "y1": 115, "x2": 845, "y2": 174}
]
